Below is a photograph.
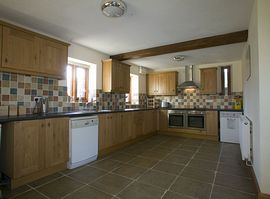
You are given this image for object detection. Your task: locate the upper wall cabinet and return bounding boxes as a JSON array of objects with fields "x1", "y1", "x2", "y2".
[
  {"x1": 39, "y1": 38, "x2": 68, "y2": 78},
  {"x1": 0, "y1": 22, "x2": 69, "y2": 79},
  {"x1": 0, "y1": 25, "x2": 2, "y2": 67},
  {"x1": 200, "y1": 68, "x2": 218, "y2": 94},
  {"x1": 102, "y1": 59, "x2": 130, "y2": 93},
  {"x1": 2, "y1": 26, "x2": 39, "y2": 72},
  {"x1": 147, "y1": 71, "x2": 178, "y2": 96}
]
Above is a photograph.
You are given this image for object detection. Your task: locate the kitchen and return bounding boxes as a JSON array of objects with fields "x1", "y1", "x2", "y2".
[{"x1": 0, "y1": 0, "x2": 269, "y2": 199}]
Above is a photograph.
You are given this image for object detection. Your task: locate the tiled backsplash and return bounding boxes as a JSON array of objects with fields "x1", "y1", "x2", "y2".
[
  {"x1": 151, "y1": 89, "x2": 243, "y2": 109},
  {"x1": 0, "y1": 72, "x2": 69, "y2": 114},
  {"x1": 0, "y1": 71, "x2": 242, "y2": 116}
]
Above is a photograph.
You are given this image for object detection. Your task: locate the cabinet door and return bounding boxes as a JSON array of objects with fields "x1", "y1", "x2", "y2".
[
  {"x1": 0, "y1": 25, "x2": 2, "y2": 67},
  {"x1": 120, "y1": 112, "x2": 134, "y2": 141},
  {"x1": 158, "y1": 73, "x2": 167, "y2": 95},
  {"x1": 167, "y1": 72, "x2": 178, "y2": 95},
  {"x1": 206, "y1": 111, "x2": 218, "y2": 136},
  {"x1": 45, "y1": 118, "x2": 69, "y2": 168},
  {"x1": 98, "y1": 114, "x2": 110, "y2": 150},
  {"x1": 13, "y1": 120, "x2": 45, "y2": 178},
  {"x1": 147, "y1": 74, "x2": 156, "y2": 95},
  {"x1": 143, "y1": 110, "x2": 157, "y2": 135},
  {"x1": 2, "y1": 26, "x2": 39, "y2": 72},
  {"x1": 133, "y1": 111, "x2": 144, "y2": 137},
  {"x1": 200, "y1": 68, "x2": 217, "y2": 94},
  {"x1": 159, "y1": 110, "x2": 168, "y2": 131},
  {"x1": 39, "y1": 38, "x2": 68, "y2": 78}
]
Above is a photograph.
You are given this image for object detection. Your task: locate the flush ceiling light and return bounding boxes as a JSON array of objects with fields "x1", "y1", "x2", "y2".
[
  {"x1": 173, "y1": 55, "x2": 185, "y2": 61},
  {"x1": 101, "y1": 0, "x2": 127, "y2": 17}
]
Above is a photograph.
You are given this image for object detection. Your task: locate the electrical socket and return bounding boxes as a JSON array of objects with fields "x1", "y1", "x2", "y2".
[{"x1": 34, "y1": 97, "x2": 42, "y2": 102}]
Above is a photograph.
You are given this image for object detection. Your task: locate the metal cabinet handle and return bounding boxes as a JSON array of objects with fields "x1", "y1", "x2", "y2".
[{"x1": 5, "y1": 58, "x2": 8, "y2": 63}]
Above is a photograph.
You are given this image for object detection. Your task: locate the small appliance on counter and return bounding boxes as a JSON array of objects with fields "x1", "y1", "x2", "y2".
[{"x1": 161, "y1": 100, "x2": 171, "y2": 108}]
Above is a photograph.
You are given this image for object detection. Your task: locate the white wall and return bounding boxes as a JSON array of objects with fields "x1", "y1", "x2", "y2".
[
  {"x1": 154, "y1": 60, "x2": 243, "y2": 92},
  {"x1": 68, "y1": 43, "x2": 109, "y2": 89},
  {"x1": 244, "y1": 0, "x2": 270, "y2": 194}
]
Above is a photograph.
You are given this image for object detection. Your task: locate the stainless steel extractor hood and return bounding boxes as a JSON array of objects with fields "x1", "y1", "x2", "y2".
[{"x1": 178, "y1": 65, "x2": 198, "y2": 89}]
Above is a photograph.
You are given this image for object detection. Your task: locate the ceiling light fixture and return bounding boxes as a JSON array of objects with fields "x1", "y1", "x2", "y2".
[
  {"x1": 173, "y1": 55, "x2": 185, "y2": 61},
  {"x1": 101, "y1": 0, "x2": 127, "y2": 17}
]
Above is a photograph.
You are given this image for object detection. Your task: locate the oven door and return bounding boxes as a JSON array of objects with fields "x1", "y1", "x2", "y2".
[
  {"x1": 187, "y1": 114, "x2": 205, "y2": 130},
  {"x1": 168, "y1": 113, "x2": 186, "y2": 128}
]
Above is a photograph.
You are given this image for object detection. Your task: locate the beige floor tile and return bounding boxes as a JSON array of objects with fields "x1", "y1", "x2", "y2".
[
  {"x1": 163, "y1": 191, "x2": 193, "y2": 199},
  {"x1": 28, "y1": 172, "x2": 63, "y2": 188},
  {"x1": 188, "y1": 159, "x2": 218, "y2": 171},
  {"x1": 164, "y1": 154, "x2": 190, "y2": 165}
]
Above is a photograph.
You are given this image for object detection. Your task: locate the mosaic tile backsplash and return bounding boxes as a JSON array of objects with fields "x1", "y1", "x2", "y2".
[
  {"x1": 151, "y1": 89, "x2": 243, "y2": 109},
  {"x1": 0, "y1": 71, "x2": 242, "y2": 116}
]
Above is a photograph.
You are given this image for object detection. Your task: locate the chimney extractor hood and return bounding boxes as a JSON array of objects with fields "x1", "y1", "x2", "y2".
[{"x1": 178, "y1": 65, "x2": 198, "y2": 89}]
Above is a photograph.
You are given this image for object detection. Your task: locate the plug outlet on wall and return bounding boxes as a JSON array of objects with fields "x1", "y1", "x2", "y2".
[{"x1": 34, "y1": 97, "x2": 42, "y2": 102}]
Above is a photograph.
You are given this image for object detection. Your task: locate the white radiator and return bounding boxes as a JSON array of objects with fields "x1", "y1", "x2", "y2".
[{"x1": 239, "y1": 115, "x2": 252, "y2": 163}]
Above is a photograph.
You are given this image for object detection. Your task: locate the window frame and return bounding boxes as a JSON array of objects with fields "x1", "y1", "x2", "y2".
[
  {"x1": 67, "y1": 63, "x2": 89, "y2": 102},
  {"x1": 126, "y1": 74, "x2": 139, "y2": 105},
  {"x1": 221, "y1": 65, "x2": 231, "y2": 95}
]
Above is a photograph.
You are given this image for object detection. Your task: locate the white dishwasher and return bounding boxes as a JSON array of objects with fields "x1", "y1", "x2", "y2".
[
  {"x1": 220, "y1": 111, "x2": 242, "y2": 143},
  {"x1": 68, "y1": 116, "x2": 98, "y2": 169}
]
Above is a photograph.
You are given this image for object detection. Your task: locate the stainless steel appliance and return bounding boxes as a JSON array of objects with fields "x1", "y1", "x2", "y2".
[
  {"x1": 161, "y1": 101, "x2": 170, "y2": 108},
  {"x1": 168, "y1": 110, "x2": 206, "y2": 130},
  {"x1": 168, "y1": 110, "x2": 186, "y2": 128},
  {"x1": 187, "y1": 110, "x2": 206, "y2": 130}
]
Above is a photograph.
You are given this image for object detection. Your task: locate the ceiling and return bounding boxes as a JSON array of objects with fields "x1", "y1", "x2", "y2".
[{"x1": 0, "y1": 0, "x2": 253, "y2": 69}]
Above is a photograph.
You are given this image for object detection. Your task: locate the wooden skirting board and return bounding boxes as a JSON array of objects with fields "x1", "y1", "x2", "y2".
[
  {"x1": 10, "y1": 163, "x2": 66, "y2": 189},
  {"x1": 98, "y1": 132, "x2": 156, "y2": 158},
  {"x1": 250, "y1": 166, "x2": 270, "y2": 199}
]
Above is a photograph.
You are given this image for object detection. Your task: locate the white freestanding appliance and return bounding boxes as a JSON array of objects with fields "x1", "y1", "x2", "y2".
[
  {"x1": 220, "y1": 111, "x2": 242, "y2": 143},
  {"x1": 68, "y1": 116, "x2": 99, "y2": 169}
]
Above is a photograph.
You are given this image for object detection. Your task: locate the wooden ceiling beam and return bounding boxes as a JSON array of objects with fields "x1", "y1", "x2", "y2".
[{"x1": 110, "y1": 30, "x2": 248, "y2": 61}]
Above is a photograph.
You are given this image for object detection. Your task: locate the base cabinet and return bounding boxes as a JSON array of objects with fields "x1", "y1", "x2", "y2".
[
  {"x1": 0, "y1": 117, "x2": 69, "y2": 188},
  {"x1": 98, "y1": 110, "x2": 157, "y2": 153}
]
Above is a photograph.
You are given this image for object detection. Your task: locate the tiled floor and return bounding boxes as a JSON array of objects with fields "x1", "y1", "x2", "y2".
[{"x1": 2, "y1": 135, "x2": 257, "y2": 199}]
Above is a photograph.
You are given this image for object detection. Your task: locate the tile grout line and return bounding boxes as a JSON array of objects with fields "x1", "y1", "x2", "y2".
[
  {"x1": 112, "y1": 137, "x2": 175, "y2": 197},
  {"x1": 208, "y1": 142, "x2": 223, "y2": 199},
  {"x1": 160, "y1": 139, "x2": 206, "y2": 199}
]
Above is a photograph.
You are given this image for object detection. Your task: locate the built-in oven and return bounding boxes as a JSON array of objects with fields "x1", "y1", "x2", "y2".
[
  {"x1": 187, "y1": 110, "x2": 206, "y2": 130},
  {"x1": 168, "y1": 110, "x2": 186, "y2": 128}
]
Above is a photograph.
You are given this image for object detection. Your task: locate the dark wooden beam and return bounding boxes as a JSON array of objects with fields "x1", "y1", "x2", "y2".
[{"x1": 110, "y1": 30, "x2": 248, "y2": 61}]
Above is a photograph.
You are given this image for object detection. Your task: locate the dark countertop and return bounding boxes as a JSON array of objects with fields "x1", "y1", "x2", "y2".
[
  {"x1": 0, "y1": 107, "x2": 243, "y2": 123},
  {"x1": 0, "y1": 108, "x2": 155, "y2": 123},
  {"x1": 161, "y1": 108, "x2": 243, "y2": 112}
]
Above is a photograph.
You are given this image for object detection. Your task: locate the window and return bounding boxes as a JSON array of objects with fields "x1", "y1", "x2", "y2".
[
  {"x1": 126, "y1": 74, "x2": 139, "y2": 105},
  {"x1": 67, "y1": 63, "x2": 89, "y2": 102},
  {"x1": 221, "y1": 66, "x2": 231, "y2": 95}
]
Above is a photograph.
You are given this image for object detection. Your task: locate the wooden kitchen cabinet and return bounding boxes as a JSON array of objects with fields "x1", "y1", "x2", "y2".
[
  {"x1": 0, "y1": 25, "x2": 2, "y2": 67},
  {"x1": 2, "y1": 26, "x2": 39, "y2": 72},
  {"x1": 206, "y1": 111, "x2": 218, "y2": 137},
  {"x1": 98, "y1": 110, "x2": 157, "y2": 154},
  {"x1": 159, "y1": 110, "x2": 168, "y2": 131},
  {"x1": 147, "y1": 71, "x2": 178, "y2": 96},
  {"x1": 0, "y1": 22, "x2": 69, "y2": 79},
  {"x1": 0, "y1": 117, "x2": 69, "y2": 188},
  {"x1": 45, "y1": 118, "x2": 69, "y2": 168},
  {"x1": 39, "y1": 38, "x2": 68, "y2": 78},
  {"x1": 102, "y1": 59, "x2": 130, "y2": 93},
  {"x1": 200, "y1": 68, "x2": 218, "y2": 94}
]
